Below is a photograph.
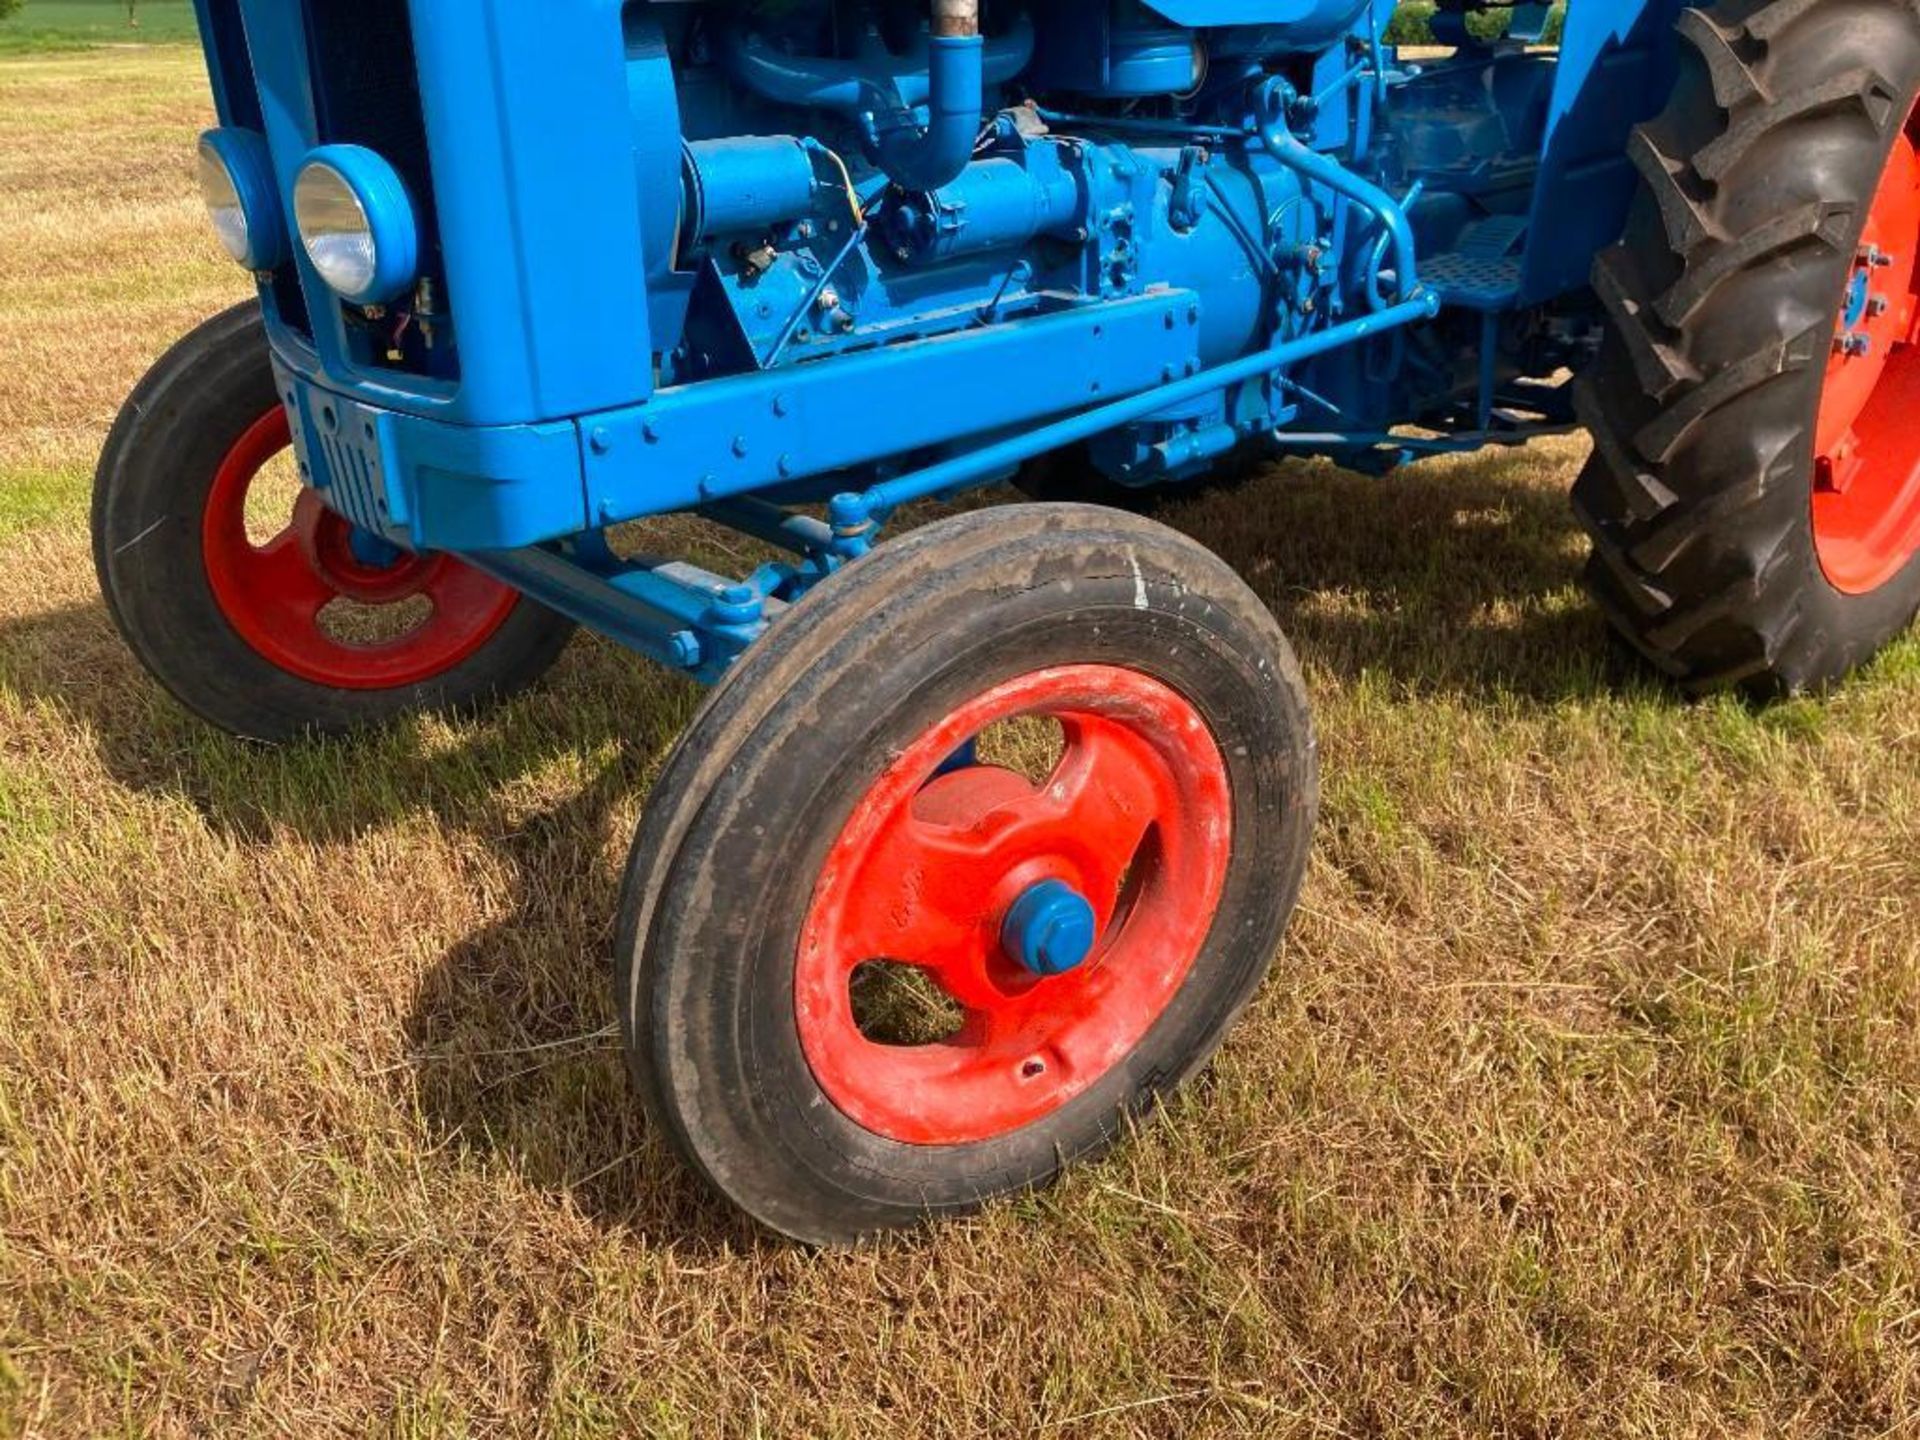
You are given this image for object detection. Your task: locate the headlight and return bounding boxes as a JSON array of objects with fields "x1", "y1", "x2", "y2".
[
  {"x1": 196, "y1": 129, "x2": 285, "y2": 272},
  {"x1": 293, "y1": 146, "x2": 419, "y2": 306}
]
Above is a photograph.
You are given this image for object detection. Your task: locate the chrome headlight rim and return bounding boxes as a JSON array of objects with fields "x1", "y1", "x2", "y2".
[
  {"x1": 196, "y1": 127, "x2": 286, "y2": 272},
  {"x1": 293, "y1": 145, "x2": 420, "y2": 307}
]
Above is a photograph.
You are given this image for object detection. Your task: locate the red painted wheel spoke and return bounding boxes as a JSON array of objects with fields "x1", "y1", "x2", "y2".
[
  {"x1": 922, "y1": 954, "x2": 1022, "y2": 1035},
  {"x1": 244, "y1": 530, "x2": 338, "y2": 625},
  {"x1": 794, "y1": 666, "x2": 1233, "y2": 1146},
  {"x1": 833, "y1": 807, "x2": 1011, "y2": 1005},
  {"x1": 1043, "y1": 717, "x2": 1168, "y2": 929}
]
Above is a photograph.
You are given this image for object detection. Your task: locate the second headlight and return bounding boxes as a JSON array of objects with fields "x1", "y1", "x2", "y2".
[
  {"x1": 293, "y1": 146, "x2": 419, "y2": 307},
  {"x1": 196, "y1": 128, "x2": 285, "y2": 272}
]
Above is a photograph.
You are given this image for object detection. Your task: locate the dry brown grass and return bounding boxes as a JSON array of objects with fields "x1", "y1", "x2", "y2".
[{"x1": 4, "y1": 48, "x2": 1920, "y2": 1439}]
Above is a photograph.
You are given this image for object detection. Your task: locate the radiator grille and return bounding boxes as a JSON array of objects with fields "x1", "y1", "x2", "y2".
[
  {"x1": 301, "y1": 0, "x2": 453, "y2": 378},
  {"x1": 304, "y1": 0, "x2": 432, "y2": 208},
  {"x1": 319, "y1": 424, "x2": 389, "y2": 533}
]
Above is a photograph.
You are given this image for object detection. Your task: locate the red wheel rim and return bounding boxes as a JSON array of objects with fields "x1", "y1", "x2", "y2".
[
  {"x1": 795, "y1": 665, "x2": 1233, "y2": 1146},
  {"x1": 201, "y1": 408, "x2": 520, "y2": 689},
  {"x1": 1814, "y1": 105, "x2": 1920, "y2": 594}
]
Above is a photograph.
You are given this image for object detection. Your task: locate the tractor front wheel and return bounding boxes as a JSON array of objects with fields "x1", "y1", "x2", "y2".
[
  {"x1": 1576, "y1": 0, "x2": 1920, "y2": 691},
  {"x1": 616, "y1": 504, "x2": 1318, "y2": 1244},
  {"x1": 93, "y1": 304, "x2": 575, "y2": 741}
]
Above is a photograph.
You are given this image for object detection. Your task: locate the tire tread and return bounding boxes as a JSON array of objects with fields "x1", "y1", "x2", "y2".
[{"x1": 1574, "y1": 0, "x2": 1920, "y2": 692}]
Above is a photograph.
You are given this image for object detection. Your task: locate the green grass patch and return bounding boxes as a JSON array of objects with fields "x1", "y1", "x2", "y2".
[
  {"x1": 0, "y1": 0, "x2": 198, "y2": 53},
  {"x1": 0, "y1": 466, "x2": 88, "y2": 539}
]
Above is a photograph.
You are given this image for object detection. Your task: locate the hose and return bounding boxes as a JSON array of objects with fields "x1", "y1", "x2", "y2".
[{"x1": 1252, "y1": 77, "x2": 1420, "y2": 307}]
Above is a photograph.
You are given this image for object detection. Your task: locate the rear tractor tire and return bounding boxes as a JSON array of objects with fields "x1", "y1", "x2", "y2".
[
  {"x1": 1576, "y1": 0, "x2": 1920, "y2": 691},
  {"x1": 616, "y1": 504, "x2": 1318, "y2": 1244}
]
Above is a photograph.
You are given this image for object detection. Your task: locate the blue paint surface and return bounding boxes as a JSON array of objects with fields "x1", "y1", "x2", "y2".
[{"x1": 185, "y1": 0, "x2": 1682, "y2": 675}]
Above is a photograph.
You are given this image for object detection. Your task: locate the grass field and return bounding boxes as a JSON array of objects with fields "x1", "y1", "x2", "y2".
[
  {"x1": 0, "y1": 1, "x2": 197, "y2": 54},
  {"x1": 3, "y1": 45, "x2": 1920, "y2": 1439}
]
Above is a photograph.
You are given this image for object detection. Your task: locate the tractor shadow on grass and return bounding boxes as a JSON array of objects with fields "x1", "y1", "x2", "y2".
[
  {"x1": 0, "y1": 597, "x2": 760, "y2": 1247},
  {"x1": 399, "y1": 756, "x2": 770, "y2": 1253},
  {"x1": 0, "y1": 447, "x2": 1628, "y2": 844},
  {"x1": 1150, "y1": 442, "x2": 1653, "y2": 703},
  {"x1": 0, "y1": 442, "x2": 1655, "y2": 1246}
]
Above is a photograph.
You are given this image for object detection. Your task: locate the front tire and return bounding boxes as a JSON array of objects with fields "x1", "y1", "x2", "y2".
[
  {"x1": 93, "y1": 304, "x2": 575, "y2": 741},
  {"x1": 1575, "y1": 0, "x2": 1920, "y2": 691},
  {"x1": 617, "y1": 504, "x2": 1318, "y2": 1244}
]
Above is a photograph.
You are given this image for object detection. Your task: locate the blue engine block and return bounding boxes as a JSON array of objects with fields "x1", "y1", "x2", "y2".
[{"x1": 191, "y1": 0, "x2": 1688, "y2": 679}]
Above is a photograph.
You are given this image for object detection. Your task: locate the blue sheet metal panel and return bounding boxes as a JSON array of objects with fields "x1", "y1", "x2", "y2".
[
  {"x1": 232, "y1": 0, "x2": 358, "y2": 371},
  {"x1": 396, "y1": 416, "x2": 591, "y2": 553},
  {"x1": 229, "y1": 0, "x2": 466, "y2": 407},
  {"x1": 205, "y1": 0, "x2": 653, "y2": 426},
  {"x1": 277, "y1": 367, "x2": 589, "y2": 552},
  {"x1": 587, "y1": 292, "x2": 1204, "y2": 525},
  {"x1": 406, "y1": 0, "x2": 653, "y2": 425},
  {"x1": 280, "y1": 294, "x2": 1198, "y2": 552},
  {"x1": 623, "y1": 15, "x2": 693, "y2": 352},
  {"x1": 188, "y1": 0, "x2": 261, "y2": 130},
  {"x1": 1518, "y1": 0, "x2": 1688, "y2": 303}
]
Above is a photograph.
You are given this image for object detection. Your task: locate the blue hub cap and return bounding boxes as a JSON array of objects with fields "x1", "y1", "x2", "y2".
[{"x1": 1000, "y1": 879, "x2": 1098, "y2": 977}]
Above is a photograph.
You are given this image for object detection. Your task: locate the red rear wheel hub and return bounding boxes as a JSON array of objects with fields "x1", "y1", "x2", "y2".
[
  {"x1": 1814, "y1": 104, "x2": 1920, "y2": 594},
  {"x1": 201, "y1": 408, "x2": 521, "y2": 690},
  {"x1": 795, "y1": 665, "x2": 1233, "y2": 1146}
]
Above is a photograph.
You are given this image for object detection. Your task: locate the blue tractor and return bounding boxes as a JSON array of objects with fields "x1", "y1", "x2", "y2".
[{"x1": 95, "y1": 0, "x2": 1920, "y2": 1241}]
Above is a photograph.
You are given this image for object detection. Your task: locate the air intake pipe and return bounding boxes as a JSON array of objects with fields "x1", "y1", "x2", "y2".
[
  {"x1": 880, "y1": 0, "x2": 982, "y2": 192},
  {"x1": 723, "y1": 5, "x2": 1031, "y2": 194}
]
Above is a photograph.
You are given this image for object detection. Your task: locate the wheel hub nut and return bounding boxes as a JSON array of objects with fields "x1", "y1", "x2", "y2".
[{"x1": 1001, "y1": 879, "x2": 1098, "y2": 977}]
